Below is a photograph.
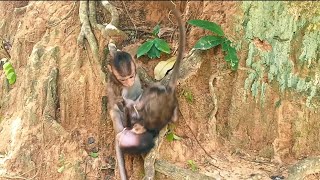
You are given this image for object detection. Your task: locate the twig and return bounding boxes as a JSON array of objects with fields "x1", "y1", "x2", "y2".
[
  {"x1": 179, "y1": 109, "x2": 221, "y2": 170},
  {"x1": 0, "y1": 163, "x2": 43, "y2": 180},
  {"x1": 121, "y1": 1, "x2": 137, "y2": 40},
  {"x1": 0, "y1": 175, "x2": 28, "y2": 180}
]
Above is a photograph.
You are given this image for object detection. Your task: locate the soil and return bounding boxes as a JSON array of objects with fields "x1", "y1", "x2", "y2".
[{"x1": 0, "y1": 1, "x2": 319, "y2": 180}]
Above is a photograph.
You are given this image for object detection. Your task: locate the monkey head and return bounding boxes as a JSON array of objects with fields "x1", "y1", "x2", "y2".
[
  {"x1": 108, "y1": 51, "x2": 136, "y2": 87},
  {"x1": 117, "y1": 125, "x2": 155, "y2": 154}
]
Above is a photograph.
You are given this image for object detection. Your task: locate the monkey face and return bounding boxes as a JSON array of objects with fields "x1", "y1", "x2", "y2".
[
  {"x1": 110, "y1": 61, "x2": 136, "y2": 87},
  {"x1": 119, "y1": 75, "x2": 135, "y2": 87}
]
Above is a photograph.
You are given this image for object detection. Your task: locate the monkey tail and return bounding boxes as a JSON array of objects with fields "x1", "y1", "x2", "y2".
[{"x1": 168, "y1": 3, "x2": 186, "y2": 90}]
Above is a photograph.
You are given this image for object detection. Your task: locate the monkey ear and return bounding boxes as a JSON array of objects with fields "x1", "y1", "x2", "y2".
[{"x1": 108, "y1": 42, "x2": 117, "y2": 58}]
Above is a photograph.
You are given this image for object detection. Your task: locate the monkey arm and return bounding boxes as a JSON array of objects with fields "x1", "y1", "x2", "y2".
[
  {"x1": 108, "y1": 78, "x2": 128, "y2": 180},
  {"x1": 109, "y1": 105, "x2": 128, "y2": 180}
]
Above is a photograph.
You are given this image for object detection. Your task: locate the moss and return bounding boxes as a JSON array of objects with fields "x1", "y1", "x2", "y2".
[
  {"x1": 242, "y1": 2, "x2": 320, "y2": 108},
  {"x1": 258, "y1": 145, "x2": 274, "y2": 159}
]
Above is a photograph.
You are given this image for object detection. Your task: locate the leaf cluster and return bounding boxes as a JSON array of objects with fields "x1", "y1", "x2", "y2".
[
  {"x1": 2, "y1": 61, "x2": 16, "y2": 85},
  {"x1": 188, "y1": 19, "x2": 239, "y2": 70},
  {"x1": 166, "y1": 124, "x2": 182, "y2": 142},
  {"x1": 187, "y1": 160, "x2": 198, "y2": 172},
  {"x1": 137, "y1": 24, "x2": 171, "y2": 59}
]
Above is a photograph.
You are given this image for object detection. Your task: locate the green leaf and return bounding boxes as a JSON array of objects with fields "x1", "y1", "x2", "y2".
[
  {"x1": 187, "y1": 160, "x2": 198, "y2": 172},
  {"x1": 58, "y1": 165, "x2": 65, "y2": 173},
  {"x1": 221, "y1": 39, "x2": 239, "y2": 70},
  {"x1": 154, "y1": 38, "x2": 171, "y2": 54},
  {"x1": 154, "y1": 56, "x2": 176, "y2": 80},
  {"x1": 188, "y1": 19, "x2": 224, "y2": 36},
  {"x1": 137, "y1": 40, "x2": 154, "y2": 58},
  {"x1": 275, "y1": 99, "x2": 281, "y2": 108},
  {"x1": 4, "y1": 68, "x2": 14, "y2": 77},
  {"x1": 166, "y1": 132, "x2": 174, "y2": 142},
  {"x1": 89, "y1": 152, "x2": 99, "y2": 158},
  {"x1": 221, "y1": 38, "x2": 231, "y2": 52},
  {"x1": 183, "y1": 89, "x2": 194, "y2": 103},
  {"x1": 147, "y1": 45, "x2": 161, "y2": 59},
  {"x1": 153, "y1": 24, "x2": 160, "y2": 36},
  {"x1": 7, "y1": 72, "x2": 16, "y2": 85},
  {"x1": 3, "y1": 62, "x2": 13, "y2": 72},
  {"x1": 194, "y1": 36, "x2": 223, "y2": 50}
]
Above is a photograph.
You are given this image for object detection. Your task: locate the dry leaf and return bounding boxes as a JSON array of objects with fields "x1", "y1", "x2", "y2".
[{"x1": 154, "y1": 56, "x2": 176, "y2": 80}]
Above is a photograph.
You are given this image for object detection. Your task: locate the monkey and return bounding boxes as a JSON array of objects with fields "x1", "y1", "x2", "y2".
[
  {"x1": 108, "y1": 2, "x2": 185, "y2": 179},
  {"x1": 108, "y1": 80, "x2": 156, "y2": 180},
  {"x1": 123, "y1": 2, "x2": 186, "y2": 133},
  {"x1": 107, "y1": 41, "x2": 156, "y2": 180},
  {"x1": 107, "y1": 41, "x2": 143, "y2": 101},
  {"x1": 106, "y1": 41, "x2": 156, "y2": 149}
]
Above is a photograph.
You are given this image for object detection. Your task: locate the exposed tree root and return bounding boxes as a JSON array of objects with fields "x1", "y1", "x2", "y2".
[
  {"x1": 287, "y1": 157, "x2": 320, "y2": 180},
  {"x1": 155, "y1": 159, "x2": 216, "y2": 180},
  {"x1": 208, "y1": 70, "x2": 232, "y2": 140},
  {"x1": 91, "y1": 1, "x2": 127, "y2": 41},
  {"x1": 142, "y1": 126, "x2": 167, "y2": 180}
]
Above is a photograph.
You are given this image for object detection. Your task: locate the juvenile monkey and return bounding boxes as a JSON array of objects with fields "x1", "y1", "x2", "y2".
[
  {"x1": 108, "y1": 81, "x2": 155, "y2": 180},
  {"x1": 124, "y1": 2, "x2": 185, "y2": 133},
  {"x1": 107, "y1": 42, "x2": 143, "y2": 100},
  {"x1": 107, "y1": 41, "x2": 155, "y2": 150},
  {"x1": 107, "y1": 42, "x2": 155, "y2": 180}
]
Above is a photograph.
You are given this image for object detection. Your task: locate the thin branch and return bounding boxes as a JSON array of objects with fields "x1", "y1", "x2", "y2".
[{"x1": 121, "y1": 1, "x2": 137, "y2": 40}]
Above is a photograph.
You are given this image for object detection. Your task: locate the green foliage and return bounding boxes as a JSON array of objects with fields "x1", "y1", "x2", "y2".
[
  {"x1": 153, "y1": 24, "x2": 160, "y2": 36},
  {"x1": 2, "y1": 61, "x2": 16, "y2": 85},
  {"x1": 188, "y1": 19, "x2": 224, "y2": 36},
  {"x1": 187, "y1": 160, "x2": 198, "y2": 172},
  {"x1": 188, "y1": 19, "x2": 239, "y2": 71},
  {"x1": 182, "y1": 89, "x2": 194, "y2": 103},
  {"x1": 166, "y1": 131, "x2": 182, "y2": 142},
  {"x1": 275, "y1": 99, "x2": 281, "y2": 108},
  {"x1": 166, "y1": 125, "x2": 182, "y2": 142},
  {"x1": 137, "y1": 24, "x2": 171, "y2": 59},
  {"x1": 58, "y1": 154, "x2": 67, "y2": 173},
  {"x1": 89, "y1": 152, "x2": 99, "y2": 158}
]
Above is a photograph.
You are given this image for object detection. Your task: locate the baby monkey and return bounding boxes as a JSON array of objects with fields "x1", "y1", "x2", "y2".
[
  {"x1": 107, "y1": 41, "x2": 155, "y2": 153},
  {"x1": 107, "y1": 41, "x2": 156, "y2": 180},
  {"x1": 123, "y1": 1, "x2": 185, "y2": 133}
]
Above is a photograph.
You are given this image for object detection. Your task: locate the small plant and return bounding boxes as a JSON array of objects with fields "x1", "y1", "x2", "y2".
[
  {"x1": 182, "y1": 89, "x2": 194, "y2": 103},
  {"x1": 89, "y1": 152, "x2": 99, "y2": 158},
  {"x1": 1, "y1": 58, "x2": 16, "y2": 85},
  {"x1": 187, "y1": 160, "x2": 198, "y2": 172},
  {"x1": 57, "y1": 154, "x2": 71, "y2": 173},
  {"x1": 188, "y1": 19, "x2": 239, "y2": 70},
  {"x1": 166, "y1": 124, "x2": 182, "y2": 142},
  {"x1": 137, "y1": 24, "x2": 171, "y2": 59}
]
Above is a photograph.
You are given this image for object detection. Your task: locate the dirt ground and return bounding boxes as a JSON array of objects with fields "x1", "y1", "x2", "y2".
[{"x1": 0, "y1": 1, "x2": 319, "y2": 180}]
